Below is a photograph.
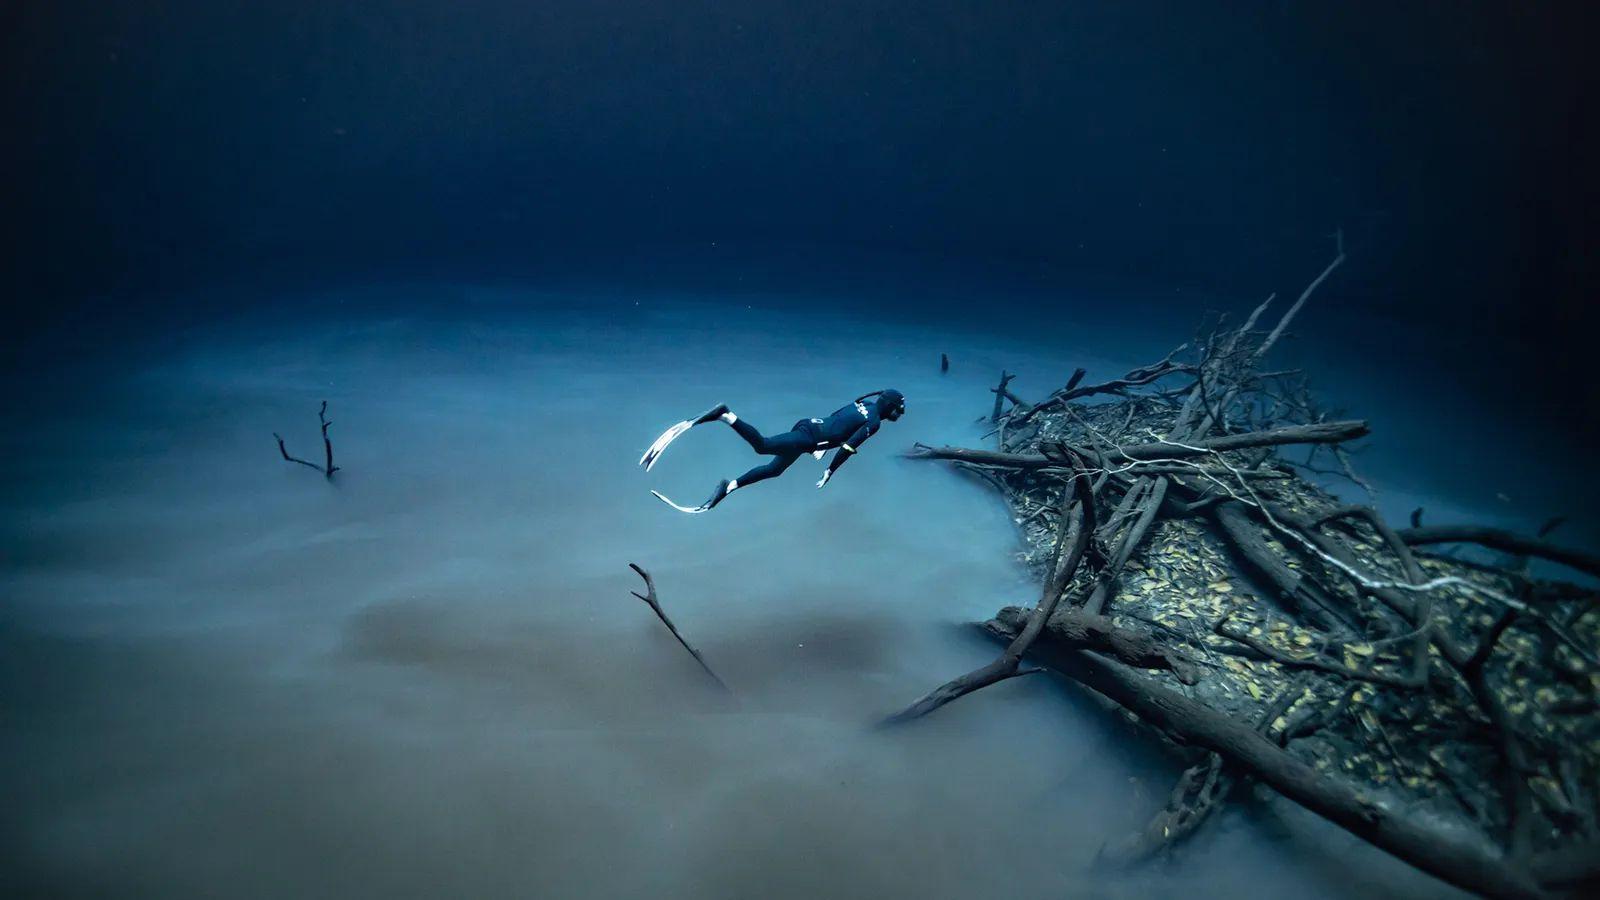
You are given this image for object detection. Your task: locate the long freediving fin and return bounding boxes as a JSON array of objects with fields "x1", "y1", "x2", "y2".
[
  {"x1": 650, "y1": 478, "x2": 732, "y2": 514},
  {"x1": 640, "y1": 419, "x2": 693, "y2": 471},
  {"x1": 639, "y1": 404, "x2": 729, "y2": 472},
  {"x1": 650, "y1": 489, "x2": 710, "y2": 514}
]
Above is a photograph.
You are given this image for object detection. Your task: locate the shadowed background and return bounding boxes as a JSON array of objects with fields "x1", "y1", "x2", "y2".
[{"x1": 5, "y1": 2, "x2": 1595, "y2": 396}]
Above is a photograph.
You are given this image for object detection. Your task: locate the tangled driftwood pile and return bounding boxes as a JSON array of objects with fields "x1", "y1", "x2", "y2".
[{"x1": 890, "y1": 236, "x2": 1600, "y2": 900}]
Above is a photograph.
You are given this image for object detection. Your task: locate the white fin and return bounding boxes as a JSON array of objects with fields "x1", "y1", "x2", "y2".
[
  {"x1": 650, "y1": 489, "x2": 709, "y2": 514},
  {"x1": 639, "y1": 419, "x2": 694, "y2": 471},
  {"x1": 811, "y1": 450, "x2": 826, "y2": 460}
]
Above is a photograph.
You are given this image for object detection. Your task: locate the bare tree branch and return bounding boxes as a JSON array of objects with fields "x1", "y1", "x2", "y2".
[
  {"x1": 628, "y1": 564, "x2": 730, "y2": 692},
  {"x1": 884, "y1": 455, "x2": 1097, "y2": 724},
  {"x1": 987, "y1": 627, "x2": 1547, "y2": 900},
  {"x1": 274, "y1": 400, "x2": 340, "y2": 479},
  {"x1": 1397, "y1": 525, "x2": 1600, "y2": 580}
]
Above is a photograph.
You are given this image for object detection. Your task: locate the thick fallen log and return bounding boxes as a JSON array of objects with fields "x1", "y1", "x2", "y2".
[
  {"x1": 1212, "y1": 502, "x2": 1357, "y2": 633},
  {"x1": 1055, "y1": 419, "x2": 1370, "y2": 462},
  {"x1": 990, "y1": 604, "x2": 1199, "y2": 684},
  {"x1": 1397, "y1": 525, "x2": 1600, "y2": 580},
  {"x1": 986, "y1": 618, "x2": 1548, "y2": 900},
  {"x1": 904, "y1": 444, "x2": 1057, "y2": 471},
  {"x1": 908, "y1": 420, "x2": 1369, "y2": 473},
  {"x1": 1099, "y1": 682, "x2": 1306, "y2": 867}
]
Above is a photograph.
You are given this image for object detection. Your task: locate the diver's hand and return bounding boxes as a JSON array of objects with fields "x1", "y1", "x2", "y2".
[{"x1": 816, "y1": 469, "x2": 832, "y2": 489}]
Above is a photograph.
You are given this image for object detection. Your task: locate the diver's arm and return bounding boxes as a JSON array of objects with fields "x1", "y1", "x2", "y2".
[{"x1": 816, "y1": 424, "x2": 875, "y2": 488}]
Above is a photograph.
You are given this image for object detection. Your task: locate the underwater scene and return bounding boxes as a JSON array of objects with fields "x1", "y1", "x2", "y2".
[{"x1": 5, "y1": 4, "x2": 1596, "y2": 899}]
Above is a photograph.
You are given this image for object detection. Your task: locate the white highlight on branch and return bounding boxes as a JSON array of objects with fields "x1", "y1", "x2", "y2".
[{"x1": 1143, "y1": 431, "x2": 1527, "y2": 612}]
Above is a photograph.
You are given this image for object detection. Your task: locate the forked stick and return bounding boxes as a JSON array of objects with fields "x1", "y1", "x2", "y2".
[
  {"x1": 274, "y1": 400, "x2": 339, "y2": 479},
  {"x1": 628, "y1": 563, "x2": 730, "y2": 692}
]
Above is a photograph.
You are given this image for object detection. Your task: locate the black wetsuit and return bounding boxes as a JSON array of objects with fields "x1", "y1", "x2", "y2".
[{"x1": 729, "y1": 400, "x2": 882, "y2": 487}]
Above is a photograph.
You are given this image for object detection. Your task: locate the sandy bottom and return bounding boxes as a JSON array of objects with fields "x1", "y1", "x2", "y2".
[{"x1": 2, "y1": 285, "x2": 1486, "y2": 898}]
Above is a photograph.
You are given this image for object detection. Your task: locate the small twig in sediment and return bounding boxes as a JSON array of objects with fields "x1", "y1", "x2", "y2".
[
  {"x1": 628, "y1": 563, "x2": 731, "y2": 692},
  {"x1": 274, "y1": 400, "x2": 340, "y2": 479}
]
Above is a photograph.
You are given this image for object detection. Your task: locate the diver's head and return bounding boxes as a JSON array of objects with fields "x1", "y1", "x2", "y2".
[{"x1": 877, "y1": 389, "x2": 906, "y2": 421}]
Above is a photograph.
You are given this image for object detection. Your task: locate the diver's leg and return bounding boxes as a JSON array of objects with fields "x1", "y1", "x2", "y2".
[
  {"x1": 733, "y1": 452, "x2": 800, "y2": 488},
  {"x1": 725, "y1": 416, "x2": 817, "y2": 457},
  {"x1": 693, "y1": 403, "x2": 730, "y2": 425},
  {"x1": 725, "y1": 415, "x2": 773, "y2": 453},
  {"x1": 653, "y1": 450, "x2": 803, "y2": 513},
  {"x1": 720, "y1": 452, "x2": 801, "y2": 501},
  {"x1": 704, "y1": 425, "x2": 812, "y2": 508}
]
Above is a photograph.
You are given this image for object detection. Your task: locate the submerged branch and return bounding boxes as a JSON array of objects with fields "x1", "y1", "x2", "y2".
[
  {"x1": 628, "y1": 564, "x2": 730, "y2": 693},
  {"x1": 273, "y1": 400, "x2": 340, "y2": 479},
  {"x1": 1397, "y1": 525, "x2": 1600, "y2": 580},
  {"x1": 907, "y1": 420, "x2": 1369, "y2": 472},
  {"x1": 883, "y1": 455, "x2": 1097, "y2": 724},
  {"x1": 986, "y1": 622, "x2": 1547, "y2": 900}
]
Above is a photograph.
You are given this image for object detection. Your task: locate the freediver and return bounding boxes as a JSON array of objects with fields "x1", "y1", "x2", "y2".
[{"x1": 639, "y1": 389, "x2": 907, "y2": 512}]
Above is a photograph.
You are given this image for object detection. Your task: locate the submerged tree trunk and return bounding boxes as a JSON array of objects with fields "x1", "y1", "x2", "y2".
[{"x1": 989, "y1": 617, "x2": 1547, "y2": 900}]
